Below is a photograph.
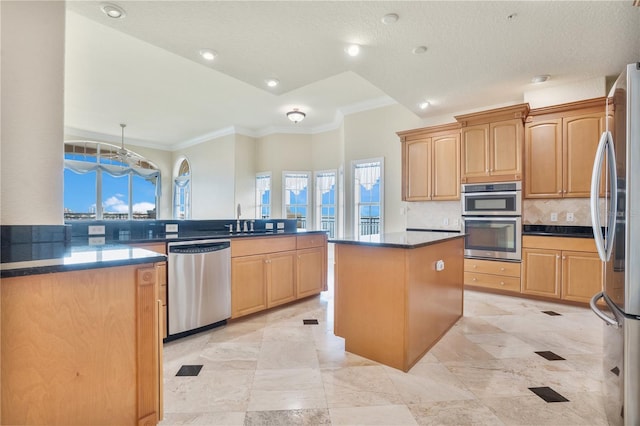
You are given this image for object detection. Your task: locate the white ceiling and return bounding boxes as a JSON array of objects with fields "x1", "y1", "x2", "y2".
[{"x1": 64, "y1": 1, "x2": 640, "y2": 151}]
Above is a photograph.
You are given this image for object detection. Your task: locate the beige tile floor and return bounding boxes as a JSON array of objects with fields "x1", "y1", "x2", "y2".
[{"x1": 160, "y1": 256, "x2": 607, "y2": 426}]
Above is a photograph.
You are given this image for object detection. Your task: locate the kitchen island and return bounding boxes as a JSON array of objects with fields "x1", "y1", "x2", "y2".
[{"x1": 332, "y1": 231, "x2": 464, "y2": 372}]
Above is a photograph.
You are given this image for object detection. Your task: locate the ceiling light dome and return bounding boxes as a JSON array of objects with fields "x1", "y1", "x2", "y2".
[
  {"x1": 100, "y1": 3, "x2": 126, "y2": 19},
  {"x1": 419, "y1": 101, "x2": 430, "y2": 110},
  {"x1": 286, "y1": 108, "x2": 306, "y2": 123},
  {"x1": 412, "y1": 46, "x2": 428, "y2": 54},
  {"x1": 381, "y1": 13, "x2": 399, "y2": 25},
  {"x1": 531, "y1": 74, "x2": 550, "y2": 84},
  {"x1": 345, "y1": 44, "x2": 360, "y2": 57},
  {"x1": 199, "y1": 49, "x2": 217, "y2": 61},
  {"x1": 265, "y1": 78, "x2": 279, "y2": 88}
]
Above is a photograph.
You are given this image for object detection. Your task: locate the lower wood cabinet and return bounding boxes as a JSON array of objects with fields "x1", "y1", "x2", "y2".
[
  {"x1": 521, "y1": 236, "x2": 603, "y2": 303},
  {"x1": 231, "y1": 234, "x2": 327, "y2": 319},
  {"x1": 464, "y1": 258, "x2": 521, "y2": 293},
  {"x1": 128, "y1": 242, "x2": 168, "y2": 339},
  {"x1": 1, "y1": 264, "x2": 162, "y2": 425}
]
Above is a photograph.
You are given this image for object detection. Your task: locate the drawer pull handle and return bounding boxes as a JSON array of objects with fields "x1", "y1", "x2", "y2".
[
  {"x1": 472, "y1": 278, "x2": 477, "y2": 282},
  {"x1": 500, "y1": 267, "x2": 505, "y2": 271},
  {"x1": 473, "y1": 265, "x2": 477, "y2": 269},
  {"x1": 500, "y1": 281, "x2": 505, "y2": 286}
]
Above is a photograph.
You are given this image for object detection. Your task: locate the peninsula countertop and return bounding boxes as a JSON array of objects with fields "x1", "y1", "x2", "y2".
[{"x1": 330, "y1": 230, "x2": 464, "y2": 249}]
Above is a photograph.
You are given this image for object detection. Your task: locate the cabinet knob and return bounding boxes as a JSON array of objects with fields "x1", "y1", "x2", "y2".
[
  {"x1": 500, "y1": 267, "x2": 505, "y2": 271},
  {"x1": 472, "y1": 277, "x2": 477, "y2": 281},
  {"x1": 556, "y1": 255, "x2": 560, "y2": 259},
  {"x1": 562, "y1": 256, "x2": 566, "y2": 260},
  {"x1": 558, "y1": 191, "x2": 562, "y2": 194},
  {"x1": 500, "y1": 281, "x2": 505, "y2": 286},
  {"x1": 473, "y1": 264, "x2": 477, "y2": 269}
]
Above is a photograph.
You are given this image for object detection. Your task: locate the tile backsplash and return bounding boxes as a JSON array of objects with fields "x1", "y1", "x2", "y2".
[
  {"x1": 406, "y1": 200, "x2": 462, "y2": 231},
  {"x1": 523, "y1": 198, "x2": 604, "y2": 226}
]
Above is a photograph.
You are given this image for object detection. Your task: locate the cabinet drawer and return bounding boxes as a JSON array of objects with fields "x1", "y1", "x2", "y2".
[
  {"x1": 464, "y1": 259, "x2": 521, "y2": 277},
  {"x1": 465, "y1": 272, "x2": 521, "y2": 292},
  {"x1": 297, "y1": 234, "x2": 327, "y2": 249},
  {"x1": 231, "y1": 236, "x2": 296, "y2": 257},
  {"x1": 522, "y1": 235, "x2": 596, "y2": 252}
]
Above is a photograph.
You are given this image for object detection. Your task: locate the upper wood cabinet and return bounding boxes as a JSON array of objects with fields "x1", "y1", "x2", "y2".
[
  {"x1": 524, "y1": 97, "x2": 609, "y2": 198},
  {"x1": 397, "y1": 123, "x2": 461, "y2": 201},
  {"x1": 455, "y1": 104, "x2": 529, "y2": 184}
]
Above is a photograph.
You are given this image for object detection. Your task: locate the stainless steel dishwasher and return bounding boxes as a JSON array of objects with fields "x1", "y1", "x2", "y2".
[{"x1": 167, "y1": 239, "x2": 231, "y2": 339}]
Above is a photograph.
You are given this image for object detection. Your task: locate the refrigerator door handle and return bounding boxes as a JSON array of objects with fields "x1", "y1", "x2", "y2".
[
  {"x1": 590, "y1": 291, "x2": 621, "y2": 328},
  {"x1": 590, "y1": 131, "x2": 617, "y2": 262},
  {"x1": 604, "y1": 136, "x2": 617, "y2": 261}
]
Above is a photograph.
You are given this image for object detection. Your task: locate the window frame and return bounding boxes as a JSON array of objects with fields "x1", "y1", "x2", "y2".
[
  {"x1": 282, "y1": 170, "x2": 311, "y2": 230},
  {"x1": 314, "y1": 169, "x2": 338, "y2": 238},
  {"x1": 255, "y1": 172, "x2": 272, "y2": 219},
  {"x1": 351, "y1": 157, "x2": 384, "y2": 238}
]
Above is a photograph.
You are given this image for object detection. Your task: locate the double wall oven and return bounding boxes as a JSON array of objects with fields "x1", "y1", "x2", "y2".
[{"x1": 461, "y1": 182, "x2": 522, "y2": 261}]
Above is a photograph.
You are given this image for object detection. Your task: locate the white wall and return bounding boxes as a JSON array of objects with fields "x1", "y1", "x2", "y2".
[
  {"x1": 175, "y1": 134, "x2": 236, "y2": 219},
  {"x1": 1, "y1": 1, "x2": 66, "y2": 225},
  {"x1": 234, "y1": 134, "x2": 257, "y2": 219},
  {"x1": 255, "y1": 133, "x2": 314, "y2": 219},
  {"x1": 343, "y1": 104, "x2": 422, "y2": 235}
]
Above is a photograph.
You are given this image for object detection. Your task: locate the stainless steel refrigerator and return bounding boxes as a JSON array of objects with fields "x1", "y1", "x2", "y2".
[{"x1": 590, "y1": 62, "x2": 640, "y2": 426}]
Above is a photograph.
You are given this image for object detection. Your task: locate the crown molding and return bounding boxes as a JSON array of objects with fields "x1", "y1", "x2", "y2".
[{"x1": 63, "y1": 126, "x2": 172, "y2": 151}]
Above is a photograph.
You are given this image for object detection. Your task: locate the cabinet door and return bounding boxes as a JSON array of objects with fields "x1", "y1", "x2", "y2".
[
  {"x1": 561, "y1": 250, "x2": 603, "y2": 303},
  {"x1": 432, "y1": 133, "x2": 460, "y2": 200},
  {"x1": 524, "y1": 119, "x2": 563, "y2": 198},
  {"x1": 521, "y1": 248, "x2": 561, "y2": 298},
  {"x1": 563, "y1": 112, "x2": 606, "y2": 197},
  {"x1": 297, "y1": 246, "x2": 325, "y2": 298},
  {"x1": 267, "y1": 251, "x2": 296, "y2": 308},
  {"x1": 490, "y1": 119, "x2": 522, "y2": 178},
  {"x1": 461, "y1": 124, "x2": 490, "y2": 180},
  {"x1": 404, "y1": 138, "x2": 431, "y2": 200},
  {"x1": 231, "y1": 254, "x2": 267, "y2": 318}
]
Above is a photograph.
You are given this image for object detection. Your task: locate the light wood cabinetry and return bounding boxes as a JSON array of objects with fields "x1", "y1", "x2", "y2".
[
  {"x1": 1, "y1": 264, "x2": 162, "y2": 425},
  {"x1": 455, "y1": 104, "x2": 529, "y2": 183},
  {"x1": 231, "y1": 234, "x2": 327, "y2": 319},
  {"x1": 397, "y1": 123, "x2": 461, "y2": 201},
  {"x1": 524, "y1": 98, "x2": 608, "y2": 198},
  {"x1": 129, "y1": 242, "x2": 168, "y2": 339},
  {"x1": 521, "y1": 235, "x2": 603, "y2": 303},
  {"x1": 296, "y1": 234, "x2": 328, "y2": 298},
  {"x1": 334, "y1": 237, "x2": 464, "y2": 372},
  {"x1": 464, "y1": 258, "x2": 521, "y2": 293}
]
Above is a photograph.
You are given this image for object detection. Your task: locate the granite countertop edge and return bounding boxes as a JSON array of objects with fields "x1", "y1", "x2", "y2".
[{"x1": 330, "y1": 231, "x2": 465, "y2": 249}]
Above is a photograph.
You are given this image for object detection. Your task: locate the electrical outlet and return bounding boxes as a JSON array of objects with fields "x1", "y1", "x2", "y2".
[
  {"x1": 88, "y1": 225, "x2": 105, "y2": 235},
  {"x1": 443, "y1": 218, "x2": 449, "y2": 226},
  {"x1": 550, "y1": 212, "x2": 558, "y2": 222},
  {"x1": 165, "y1": 223, "x2": 178, "y2": 233},
  {"x1": 566, "y1": 212, "x2": 575, "y2": 222}
]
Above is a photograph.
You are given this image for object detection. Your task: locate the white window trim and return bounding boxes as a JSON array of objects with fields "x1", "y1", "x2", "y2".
[
  {"x1": 282, "y1": 170, "x2": 312, "y2": 229},
  {"x1": 173, "y1": 156, "x2": 192, "y2": 220},
  {"x1": 314, "y1": 169, "x2": 338, "y2": 237},
  {"x1": 256, "y1": 171, "x2": 272, "y2": 219},
  {"x1": 351, "y1": 157, "x2": 384, "y2": 238}
]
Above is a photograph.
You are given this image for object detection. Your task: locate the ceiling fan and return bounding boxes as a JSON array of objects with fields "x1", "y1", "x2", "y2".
[{"x1": 104, "y1": 123, "x2": 143, "y2": 165}]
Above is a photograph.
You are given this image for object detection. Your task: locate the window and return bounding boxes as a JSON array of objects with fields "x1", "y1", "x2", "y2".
[
  {"x1": 315, "y1": 170, "x2": 337, "y2": 238},
  {"x1": 256, "y1": 172, "x2": 271, "y2": 219},
  {"x1": 64, "y1": 141, "x2": 160, "y2": 220},
  {"x1": 173, "y1": 158, "x2": 191, "y2": 219},
  {"x1": 283, "y1": 171, "x2": 310, "y2": 230},
  {"x1": 353, "y1": 158, "x2": 383, "y2": 237}
]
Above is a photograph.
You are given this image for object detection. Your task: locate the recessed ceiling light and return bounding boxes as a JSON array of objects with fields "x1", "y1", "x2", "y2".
[
  {"x1": 199, "y1": 49, "x2": 217, "y2": 61},
  {"x1": 531, "y1": 74, "x2": 550, "y2": 84},
  {"x1": 419, "y1": 101, "x2": 430, "y2": 110},
  {"x1": 381, "y1": 13, "x2": 399, "y2": 25},
  {"x1": 345, "y1": 44, "x2": 360, "y2": 57},
  {"x1": 507, "y1": 13, "x2": 518, "y2": 20},
  {"x1": 100, "y1": 3, "x2": 126, "y2": 19},
  {"x1": 412, "y1": 46, "x2": 428, "y2": 54},
  {"x1": 265, "y1": 79, "x2": 279, "y2": 88}
]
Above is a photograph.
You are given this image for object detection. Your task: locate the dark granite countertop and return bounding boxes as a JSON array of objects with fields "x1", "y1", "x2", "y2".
[
  {"x1": 330, "y1": 231, "x2": 464, "y2": 249},
  {"x1": 1, "y1": 229, "x2": 328, "y2": 278},
  {"x1": 1, "y1": 244, "x2": 167, "y2": 278},
  {"x1": 523, "y1": 225, "x2": 597, "y2": 239}
]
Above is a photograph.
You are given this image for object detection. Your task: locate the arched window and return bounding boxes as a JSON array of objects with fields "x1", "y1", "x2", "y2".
[
  {"x1": 173, "y1": 157, "x2": 191, "y2": 219},
  {"x1": 64, "y1": 141, "x2": 161, "y2": 220}
]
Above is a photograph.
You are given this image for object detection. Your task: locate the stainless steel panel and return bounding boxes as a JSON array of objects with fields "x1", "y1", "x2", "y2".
[
  {"x1": 168, "y1": 239, "x2": 231, "y2": 336},
  {"x1": 624, "y1": 317, "x2": 640, "y2": 425}
]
